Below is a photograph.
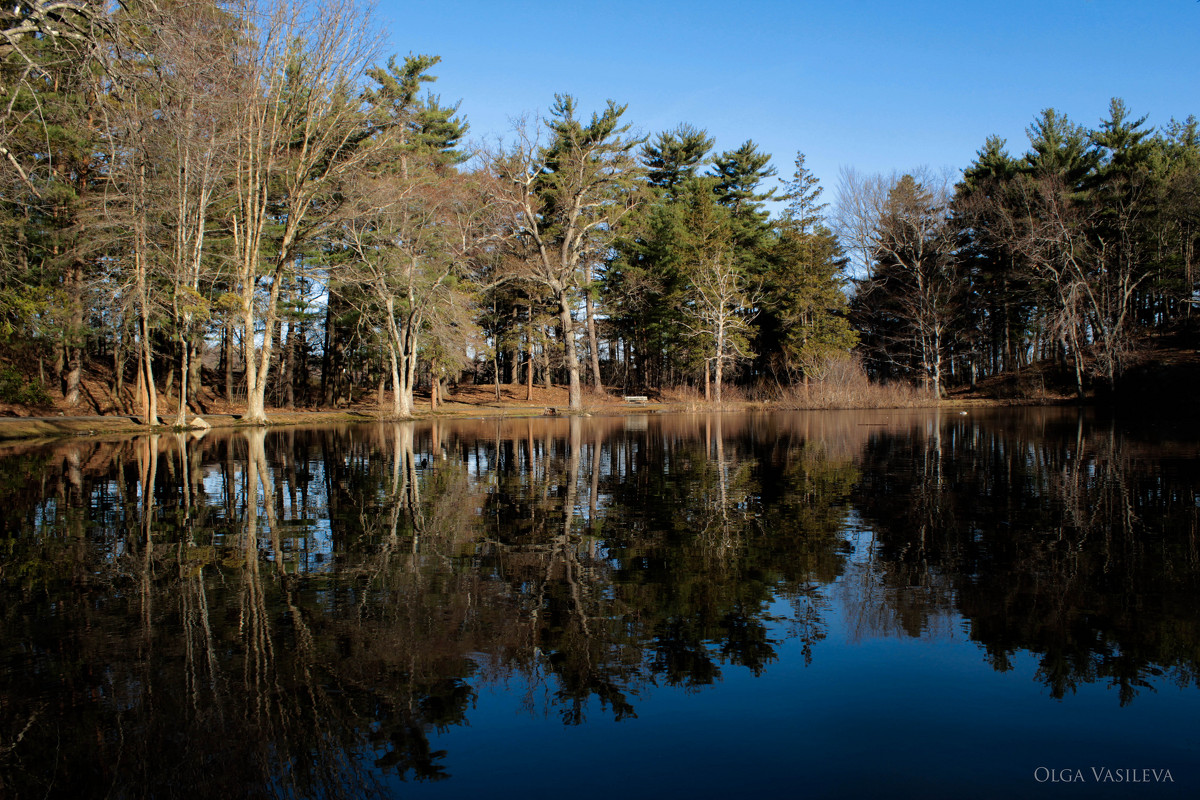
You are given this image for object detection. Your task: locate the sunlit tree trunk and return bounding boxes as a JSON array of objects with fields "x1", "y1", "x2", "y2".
[
  {"x1": 558, "y1": 291, "x2": 582, "y2": 410},
  {"x1": 585, "y1": 281, "x2": 602, "y2": 392}
]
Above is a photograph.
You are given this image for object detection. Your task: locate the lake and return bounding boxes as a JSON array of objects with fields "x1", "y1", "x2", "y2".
[{"x1": 1, "y1": 408, "x2": 1198, "y2": 798}]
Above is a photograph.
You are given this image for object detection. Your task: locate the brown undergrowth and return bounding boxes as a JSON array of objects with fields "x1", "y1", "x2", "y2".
[{"x1": 6, "y1": 335, "x2": 1199, "y2": 442}]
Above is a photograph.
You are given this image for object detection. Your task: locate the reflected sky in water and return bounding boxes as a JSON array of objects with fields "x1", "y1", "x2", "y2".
[{"x1": 1, "y1": 408, "x2": 1198, "y2": 798}]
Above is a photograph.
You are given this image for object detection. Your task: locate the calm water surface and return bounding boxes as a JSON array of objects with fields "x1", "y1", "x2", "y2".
[{"x1": 1, "y1": 408, "x2": 1198, "y2": 798}]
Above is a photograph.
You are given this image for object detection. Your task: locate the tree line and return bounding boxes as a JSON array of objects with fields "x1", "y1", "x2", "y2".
[
  {"x1": 2, "y1": 1, "x2": 1197, "y2": 424},
  {"x1": 840, "y1": 102, "x2": 1200, "y2": 399}
]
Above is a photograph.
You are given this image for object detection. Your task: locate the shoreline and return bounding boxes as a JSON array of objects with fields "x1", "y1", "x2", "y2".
[{"x1": 0, "y1": 394, "x2": 1060, "y2": 444}]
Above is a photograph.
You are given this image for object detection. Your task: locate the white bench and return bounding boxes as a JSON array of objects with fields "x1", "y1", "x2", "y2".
[{"x1": 623, "y1": 395, "x2": 649, "y2": 404}]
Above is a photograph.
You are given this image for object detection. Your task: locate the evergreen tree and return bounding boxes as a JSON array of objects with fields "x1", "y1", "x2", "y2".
[
  {"x1": 642, "y1": 123, "x2": 714, "y2": 197},
  {"x1": 849, "y1": 172, "x2": 959, "y2": 395},
  {"x1": 335, "y1": 52, "x2": 477, "y2": 417},
  {"x1": 494, "y1": 94, "x2": 643, "y2": 409},
  {"x1": 606, "y1": 123, "x2": 716, "y2": 388},
  {"x1": 1023, "y1": 107, "x2": 1099, "y2": 191},
  {"x1": 363, "y1": 54, "x2": 469, "y2": 168},
  {"x1": 953, "y1": 135, "x2": 1033, "y2": 378},
  {"x1": 710, "y1": 139, "x2": 777, "y2": 249},
  {"x1": 1151, "y1": 116, "x2": 1200, "y2": 318},
  {"x1": 757, "y1": 152, "x2": 855, "y2": 383},
  {"x1": 0, "y1": 18, "x2": 104, "y2": 407},
  {"x1": 1085, "y1": 98, "x2": 1158, "y2": 382},
  {"x1": 781, "y1": 151, "x2": 827, "y2": 235},
  {"x1": 762, "y1": 224, "x2": 857, "y2": 383},
  {"x1": 674, "y1": 179, "x2": 756, "y2": 401}
]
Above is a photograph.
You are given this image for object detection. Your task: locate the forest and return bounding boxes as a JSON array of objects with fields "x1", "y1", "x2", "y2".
[{"x1": 2, "y1": 0, "x2": 1198, "y2": 424}]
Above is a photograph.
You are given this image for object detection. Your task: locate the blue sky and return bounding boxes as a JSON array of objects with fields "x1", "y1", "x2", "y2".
[{"x1": 374, "y1": 0, "x2": 1199, "y2": 201}]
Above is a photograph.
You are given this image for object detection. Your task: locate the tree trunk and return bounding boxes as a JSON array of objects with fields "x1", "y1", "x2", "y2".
[
  {"x1": 431, "y1": 359, "x2": 440, "y2": 410},
  {"x1": 713, "y1": 321, "x2": 725, "y2": 404},
  {"x1": 1070, "y1": 337, "x2": 1085, "y2": 400},
  {"x1": 526, "y1": 343, "x2": 535, "y2": 402},
  {"x1": 383, "y1": 297, "x2": 413, "y2": 418},
  {"x1": 113, "y1": 328, "x2": 125, "y2": 411},
  {"x1": 493, "y1": 345, "x2": 502, "y2": 401},
  {"x1": 242, "y1": 301, "x2": 266, "y2": 424},
  {"x1": 507, "y1": 305, "x2": 520, "y2": 385},
  {"x1": 558, "y1": 293, "x2": 581, "y2": 410},
  {"x1": 62, "y1": 346, "x2": 82, "y2": 407},
  {"x1": 376, "y1": 356, "x2": 386, "y2": 409},
  {"x1": 223, "y1": 318, "x2": 234, "y2": 401},
  {"x1": 714, "y1": 354, "x2": 724, "y2": 404},
  {"x1": 388, "y1": 344, "x2": 403, "y2": 416},
  {"x1": 525, "y1": 303, "x2": 535, "y2": 401},
  {"x1": 62, "y1": 264, "x2": 84, "y2": 407},
  {"x1": 173, "y1": 338, "x2": 191, "y2": 428},
  {"x1": 138, "y1": 322, "x2": 159, "y2": 426},
  {"x1": 321, "y1": 298, "x2": 335, "y2": 405},
  {"x1": 404, "y1": 326, "x2": 419, "y2": 414},
  {"x1": 283, "y1": 319, "x2": 296, "y2": 409},
  {"x1": 628, "y1": 338, "x2": 638, "y2": 391},
  {"x1": 295, "y1": 311, "x2": 310, "y2": 406},
  {"x1": 187, "y1": 340, "x2": 202, "y2": 405},
  {"x1": 931, "y1": 328, "x2": 943, "y2": 398},
  {"x1": 584, "y1": 285, "x2": 602, "y2": 393},
  {"x1": 241, "y1": 262, "x2": 287, "y2": 425}
]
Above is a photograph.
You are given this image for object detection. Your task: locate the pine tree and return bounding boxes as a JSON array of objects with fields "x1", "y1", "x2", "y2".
[
  {"x1": 953, "y1": 135, "x2": 1032, "y2": 378},
  {"x1": 606, "y1": 123, "x2": 715, "y2": 388},
  {"x1": 1023, "y1": 108, "x2": 1099, "y2": 191},
  {"x1": 1152, "y1": 116, "x2": 1200, "y2": 317},
  {"x1": 0, "y1": 19, "x2": 104, "y2": 408},
  {"x1": 781, "y1": 151, "x2": 827, "y2": 235},
  {"x1": 760, "y1": 153, "x2": 855, "y2": 382},
  {"x1": 494, "y1": 94, "x2": 643, "y2": 409},
  {"x1": 642, "y1": 123, "x2": 714, "y2": 197},
  {"x1": 363, "y1": 54, "x2": 469, "y2": 168},
  {"x1": 710, "y1": 139, "x2": 777, "y2": 247},
  {"x1": 336, "y1": 52, "x2": 477, "y2": 417}
]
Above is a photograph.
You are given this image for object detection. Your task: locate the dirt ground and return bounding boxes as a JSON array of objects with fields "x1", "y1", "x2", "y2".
[
  {"x1": 0, "y1": 378, "x2": 698, "y2": 441},
  {"x1": 4, "y1": 332, "x2": 1195, "y2": 442},
  {"x1": 0, "y1": 371, "x2": 673, "y2": 418}
]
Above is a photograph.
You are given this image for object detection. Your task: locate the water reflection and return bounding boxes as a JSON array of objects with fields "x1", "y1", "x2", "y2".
[
  {"x1": 0, "y1": 409, "x2": 1198, "y2": 797},
  {"x1": 854, "y1": 412, "x2": 1200, "y2": 704}
]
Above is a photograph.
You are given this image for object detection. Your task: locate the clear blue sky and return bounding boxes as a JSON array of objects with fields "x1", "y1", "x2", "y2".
[{"x1": 374, "y1": 0, "x2": 1199, "y2": 201}]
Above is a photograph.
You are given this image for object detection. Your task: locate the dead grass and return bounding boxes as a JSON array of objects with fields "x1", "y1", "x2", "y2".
[
  {"x1": 0, "y1": 351, "x2": 1103, "y2": 445},
  {"x1": 775, "y1": 356, "x2": 935, "y2": 410}
]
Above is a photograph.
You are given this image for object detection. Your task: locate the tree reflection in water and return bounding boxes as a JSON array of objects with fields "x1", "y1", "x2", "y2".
[
  {"x1": 0, "y1": 409, "x2": 1198, "y2": 796},
  {"x1": 854, "y1": 409, "x2": 1200, "y2": 705}
]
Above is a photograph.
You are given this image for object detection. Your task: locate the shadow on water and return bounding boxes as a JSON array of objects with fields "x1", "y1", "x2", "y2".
[{"x1": 0, "y1": 408, "x2": 1197, "y2": 797}]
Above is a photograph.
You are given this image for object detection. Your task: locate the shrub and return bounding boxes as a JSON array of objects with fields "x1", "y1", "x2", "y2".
[
  {"x1": 0, "y1": 366, "x2": 51, "y2": 406},
  {"x1": 780, "y1": 355, "x2": 933, "y2": 410}
]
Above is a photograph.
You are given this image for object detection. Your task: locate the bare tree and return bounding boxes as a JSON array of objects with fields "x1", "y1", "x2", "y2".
[
  {"x1": 100, "y1": 40, "x2": 160, "y2": 423},
  {"x1": 832, "y1": 167, "x2": 880, "y2": 281},
  {"x1": 340, "y1": 167, "x2": 495, "y2": 417},
  {"x1": 95, "y1": 0, "x2": 241, "y2": 425},
  {"x1": 226, "y1": 0, "x2": 382, "y2": 425},
  {"x1": 985, "y1": 175, "x2": 1147, "y2": 397},
  {"x1": 674, "y1": 183, "x2": 758, "y2": 402},
  {"x1": 0, "y1": 0, "x2": 109, "y2": 193},
  {"x1": 0, "y1": 0, "x2": 103, "y2": 49},
  {"x1": 492, "y1": 97, "x2": 643, "y2": 410},
  {"x1": 683, "y1": 251, "x2": 759, "y2": 403},
  {"x1": 836, "y1": 168, "x2": 959, "y2": 396},
  {"x1": 155, "y1": 1, "x2": 237, "y2": 427}
]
